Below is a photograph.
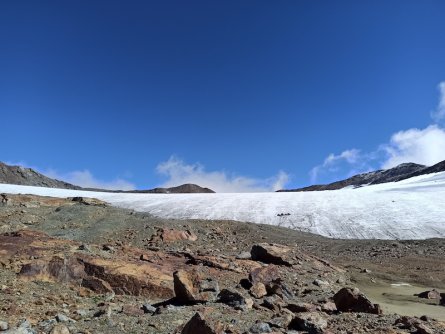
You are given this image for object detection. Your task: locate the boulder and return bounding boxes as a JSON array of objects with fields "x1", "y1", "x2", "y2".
[
  {"x1": 249, "y1": 265, "x2": 280, "y2": 285},
  {"x1": 417, "y1": 289, "x2": 440, "y2": 300},
  {"x1": 218, "y1": 288, "x2": 250, "y2": 311},
  {"x1": 251, "y1": 243, "x2": 292, "y2": 266},
  {"x1": 81, "y1": 277, "x2": 113, "y2": 294},
  {"x1": 250, "y1": 282, "x2": 267, "y2": 299},
  {"x1": 173, "y1": 270, "x2": 219, "y2": 303},
  {"x1": 181, "y1": 312, "x2": 223, "y2": 334},
  {"x1": 333, "y1": 287, "x2": 382, "y2": 314},
  {"x1": 152, "y1": 228, "x2": 198, "y2": 243},
  {"x1": 289, "y1": 312, "x2": 328, "y2": 334}
]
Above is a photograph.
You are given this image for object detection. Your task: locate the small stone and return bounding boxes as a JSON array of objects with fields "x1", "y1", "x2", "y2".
[
  {"x1": 268, "y1": 313, "x2": 293, "y2": 329},
  {"x1": 55, "y1": 314, "x2": 70, "y2": 323},
  {"x1": 0, "y1": 321, "x2": 8, "y2": 331},
  {"x1": 313, "y1": 279, "x2": 329, "y2": 287},
  {"x1": 78, "y1": 244, "x2": 92, "y2": 252},
  {"x1": 50, "y1": 324, "x2": 70, "y2": 334},
  {"x1": 250, "y1": 282, "x2": 267, "y2": 299},
  {"x1": 249, "y1": 322, "x2": 272, "y2": 333},
  {"x1": 236, "y1": 251, "x2": 251, "y2": 260},
  {"x1": 142, "y1": 304, "x2": 157, "y2": 314}
]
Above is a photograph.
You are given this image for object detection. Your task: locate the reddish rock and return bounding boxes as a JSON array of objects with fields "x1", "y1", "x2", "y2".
[
  {"x1": 251, "y1": 243, "x2": 292, "y2": 266},
  {"x1": 333, "y1": 287, "x2": 382, "y2": 314},
  {"x1": 173, "y1": 269, "x2": 219, "y2": 303},
  {"x1": 250, "y1": 282, "x2": 267, "y2": 299},
  {"x1": 249, "y1": 265, "x2": 280, "y2": 285},
  {"x1": 286, "y1": 302, "x2": 317, "y2": 313},
  {"x1": 152, "y1": 228, "x2": 198, "y2": 243},
  {"x1": 19, "y1": 256, "x2": 85, "y2": 284},
  {"x1": 181, "y1": 312, "x2": 224, "y2": 334},
  {"x1": 81, "y1": 277, "x2": 113, "y2": 294}
]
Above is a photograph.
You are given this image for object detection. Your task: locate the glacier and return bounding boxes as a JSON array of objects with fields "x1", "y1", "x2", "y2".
[{"x1": 0, "y1": 172, "x2": 444, "y2": 240}]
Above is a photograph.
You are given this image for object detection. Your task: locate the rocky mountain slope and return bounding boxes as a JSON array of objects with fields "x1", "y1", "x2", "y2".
[
  {"x1": 0, "y1": 193, "x2": 444, "y2": 333},
  {"x1": 0, "y1": 162, "x2": 80, "y2": 189},
  {"x1": 123, "y1": 184, "x2": 215, "y2": 194},
  {"x1": 278, "y1": 161, "x2": 445, "y2": 192},
  {"x1": 0, "y1": 162, "x2": 214, "y2": 193}
]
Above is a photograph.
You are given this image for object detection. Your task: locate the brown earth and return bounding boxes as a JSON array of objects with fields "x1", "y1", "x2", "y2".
[{"x1": 0, "y1": 193, "x2": 444, "y2": 333}]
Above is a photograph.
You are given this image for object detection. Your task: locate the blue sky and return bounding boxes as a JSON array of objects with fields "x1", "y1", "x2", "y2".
[{"x1": 1, "y1": 1, "x2": 445, "y2": 191}]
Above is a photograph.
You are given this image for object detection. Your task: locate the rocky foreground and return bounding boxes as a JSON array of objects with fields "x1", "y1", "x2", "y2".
[{"x1": 0, "y1": 193, "x2": 444, "y2": 333}]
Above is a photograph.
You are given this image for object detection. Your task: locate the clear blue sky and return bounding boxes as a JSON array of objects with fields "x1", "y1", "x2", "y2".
[{"x1": 1, "y1": 1, "x2": 445, "y2": 191}]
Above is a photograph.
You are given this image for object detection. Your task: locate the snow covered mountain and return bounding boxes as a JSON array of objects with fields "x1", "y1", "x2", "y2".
[
  {"x1": 1, "y1": 171, "x2": 444, "y2": 240},
  {"x1": 278, "y1": 163, "x2": 427, "y2": 192}
]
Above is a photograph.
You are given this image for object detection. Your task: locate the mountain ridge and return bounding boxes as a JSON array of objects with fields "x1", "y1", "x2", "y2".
[
  {"x1": 0, "y1": 162, "x2": 214, "y2": 193},
  {"x1": 278, "y1": 160, "x2": 445, "y2": 192}
]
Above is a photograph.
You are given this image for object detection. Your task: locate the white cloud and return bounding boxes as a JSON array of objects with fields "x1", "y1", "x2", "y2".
[
  {"x1": 431, "y1": 81, "x2": 445, "y2": 122},
  {"x1": 156, "y1": 156, "x2": 289, "y2": 192},
  {"x1": 381, "y1": 125, "x2": 445, "y2": 168},
  {"x1": 310, "y1": 82, "x2": 445, "y2": 184},
  {"x1": 44, "y1": 169, "x2": 135, "y2": 190},
  {"x1": 309, "y1": 149, "x2": 367, "y2": 183}
]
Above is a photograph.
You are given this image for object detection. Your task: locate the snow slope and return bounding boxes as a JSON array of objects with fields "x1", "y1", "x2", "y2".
[{"x1": 1, "y1": 172, "x2": 445, "y2": 240}]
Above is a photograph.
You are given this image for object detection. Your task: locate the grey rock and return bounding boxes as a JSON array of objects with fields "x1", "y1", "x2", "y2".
[
  {"x1": 236, "y1": 251, "x2": 251, "y2": 260},
  {"x1": 218, "y1": 288, "x2": 248, "y2": 311},
  {"x1": 142, "y1": 303, "x2": 157, "y2": 314},
  {"x1": 0, "y1": 321, "x2": 8, "y2": 331},
  {"x1": 289, "y1": 312, "x2": 328, "y2": 334},
  {"x1": 249, "y1": 322, "x2": 272, "y2": 333}
]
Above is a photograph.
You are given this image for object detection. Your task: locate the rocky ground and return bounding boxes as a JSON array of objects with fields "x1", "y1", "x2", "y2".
[{"x1": 0, "y1": 193, "x2": 444, "y2": 334}]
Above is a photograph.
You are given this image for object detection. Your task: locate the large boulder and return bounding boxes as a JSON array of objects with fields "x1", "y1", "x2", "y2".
[
  {"x1": 151, "y1": 228, "x2": 198, "y2": 243},
  {"x1": 417, "y1": 289, "x2": 440, "y2": 300},
  {"x1": 249, "y1": 265, "x2": 280, "y2": 285},
  {"x1": 288, "y1": 312, "x2": 328, "y2": 334},
  {"x1": 251, "y1": 243, "x2": 292, "y2": 266},
  {"x1": 333, "y1": 287, "x2": 382, "y2": 314},
  {"x1": 181, "y1": 312, "x2": 224, "y2": 334},
  {"x1": 173, "y1": 269, "x2": 219, "y2": 303}
]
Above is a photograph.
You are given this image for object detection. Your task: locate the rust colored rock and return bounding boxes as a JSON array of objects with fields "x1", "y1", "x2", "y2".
[
  {"x1": 417, "y1": 289, "x2": 441, "y2": 300},
  {"x1": 81, "y1": 257, "x2": 174, "y2": 298},
  {"x1": 181, "y1": 312, "x2": 223, "y2": 334},
  {"x1": 286, "y1": 302, "x2": 317, "y2": 313},
  {"x1": 250, "y1": 282, "x2": 267, "y2": 299},
  {"x1": 251, "y1": 243, "x2": 292, "y2": 266},
  {"x1": 152, "y1": 228, "x2": 198, "y2": 243},
  {"x1": 173, "y1": 269, "x2": 219, "y2": 303},
  {"x1": 249, "y1": 265, "x2": 280, "y2": 285},
  {"x1": 333, "y1": 287, "x2": 382, "y2": 314},
  {"x1": 81, "y1": 277, "x2": 113, "y2": 294},
  {"x1": 19, "y1": 256, "x2": 85, "y2": 284}
]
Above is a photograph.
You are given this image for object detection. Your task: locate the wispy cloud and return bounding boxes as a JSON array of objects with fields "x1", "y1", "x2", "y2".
[
  {"x1": 44, "y1": 169, "x2": 135, "y2": 190},
  {"x1": 157, "y1": 156, "x2": 289, "y2": 192},
  {"x1": 310, "y1": 81, "x2": 445, "y2": 183},
  {"x1": 309, "y1": 149, "x2": 374, "y2": 183}
]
